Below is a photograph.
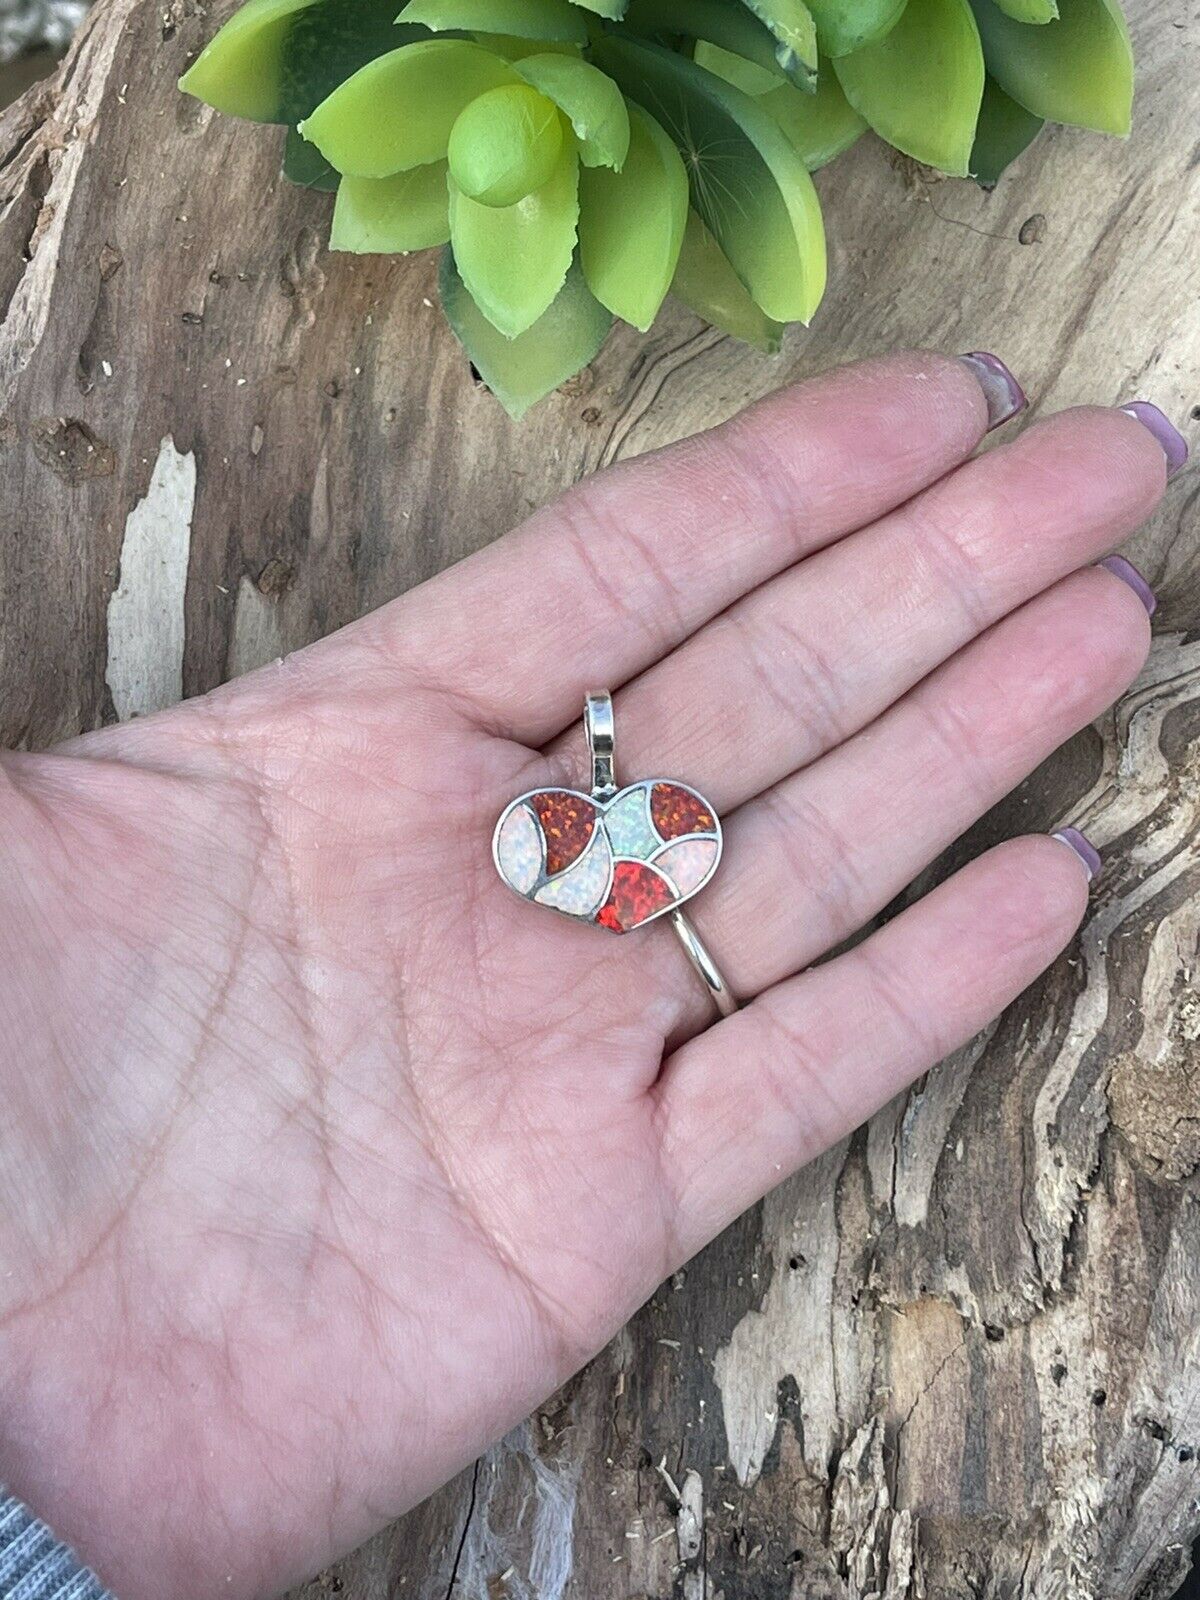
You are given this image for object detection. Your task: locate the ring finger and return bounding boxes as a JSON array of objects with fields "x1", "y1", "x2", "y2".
[{"x1": 641, "y1": 559, "x2": 1152, "y2": 1033}]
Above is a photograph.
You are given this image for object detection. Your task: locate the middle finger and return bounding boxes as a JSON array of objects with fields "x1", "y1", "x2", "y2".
[{"x1": 544, "y1": 404, "x2": 1166, "y2": 813}]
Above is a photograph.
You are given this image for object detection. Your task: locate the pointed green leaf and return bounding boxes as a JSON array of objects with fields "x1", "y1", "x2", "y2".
[
  {"x1": 514, "y1": 52, "x2": 631, "y2": 167},
  {"x1": 300, "y1": 39, "x2": 520, "y2": 175},
  {"x1": 284, "y1": 124, "x2": 340, "y2": 187},
  {"x1": 594, "y1": 34, "x2": 826, "y2": 323},
  {"x1": 969, "y1": 0, "x2": 1132, "y2": 134},
  {"x1": 993, "y1": 0, "x2": 1056, "y2": 20},
  {"x1": 448, "y1": 84, "x2": 565, "y2": 205},
  {"x1": 278, "y1": 0, "x2": 424, "y2": 121},
  {"x1": 565, "y1": 0, "x2": 627, "y2": 14},
  {"x1": 180, "y1": 0, "x2": 421, "y2": 123},
  {"x1": 397, "y1": 0, "x2": 589, "y2": 41},
  {"x1": 970, "y1": 74, "x2": 1043, "y2": 184},
  {"x1": 179, "y1": 0, "x2": 320, "y2": 121},
  {"x1": 691, "y1": 38, "x2": 787, "y2": 95},
  {"x1": 331, "y1": 162, "x2": 452, "y2": 250},
  {"x1": 736, "y1": 0, "x2": 820, "y2": 85},
  {"x1": 578, "y1": 104, "x2": 687, "y2": 328},
  {"x1": 440, "y1": 249, "x2": 611, "y2": 417},
  {"x1": 801, "y1": 0, "x2": 907, "y2": 57},
  {"x1": 625, "y1": 0, "x2": 815, "y2": 90},
  {"x1": 671, "y1": 209, "x2": 784, "y2": 350},
  {"x1": 833, "y1": 0, "x2": 984, "y2": 174},
  {"x1": 697, "y1": 40, "x2": 867, "y2": 166},
  {"x1": 449, "y1": 144, "x2": 580, "y2": 334},
  {"x1": 758, "y1": 69, "x2": 866, "y2": 167}
]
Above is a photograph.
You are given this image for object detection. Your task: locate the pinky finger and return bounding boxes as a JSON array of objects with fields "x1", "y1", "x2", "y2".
[{"x1": 655, "y1": 833, "x2": 1095, "y2": 1261}]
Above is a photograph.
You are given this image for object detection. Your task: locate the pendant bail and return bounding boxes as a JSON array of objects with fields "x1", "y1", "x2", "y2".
[{"x1": 584, "y1": 691, "x2": 617, "y2": 801}]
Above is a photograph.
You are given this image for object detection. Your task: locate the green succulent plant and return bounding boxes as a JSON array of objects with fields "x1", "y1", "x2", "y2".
[{"x1": 180, "y1": 0, "x2": 1133, "y2": 416}]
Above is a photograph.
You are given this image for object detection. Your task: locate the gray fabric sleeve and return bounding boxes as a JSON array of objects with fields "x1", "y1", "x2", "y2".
[{"x1": 0, "y1": 1490, "x2": 115, "y2": 1600}]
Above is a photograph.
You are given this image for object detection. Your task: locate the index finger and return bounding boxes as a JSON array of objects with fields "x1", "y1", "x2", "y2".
[{"x1": 362, "y1": 351, "x2": 1019, "y2": 742}]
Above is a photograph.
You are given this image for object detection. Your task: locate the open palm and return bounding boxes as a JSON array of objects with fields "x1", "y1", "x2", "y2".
[{"x1": 0, "y1": 353, "x2": 1170, "y2": 1600}]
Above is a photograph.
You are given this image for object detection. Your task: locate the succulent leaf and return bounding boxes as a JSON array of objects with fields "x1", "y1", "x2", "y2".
[
  {"x1": 992, "y1": 0, "x2": 1056, "y2": 20},
  {"x1": 691, "y1": 38, "x2": 788, "y2": 95},
  {"x1": 594, "y1": 33, "x2": 826, "y2": 323},
  {"x1": 801, "y1": 0, "x2": 907, "y2": 57},
  {"x1": 180, "y1": 0, "x2": 425, "y2": 126},
  {"x1": 397, "y1": 0, "x2": 590, "y2": 41},
  {"x1": 671, "y1": 209, "x2": 785, "y2": 350},
  {"x1": 514, "y1": 52, "x2": 631, "y2": 167},
  {"x1": 759, "y1": 73, "x2": 865, "y2": 167},
  {"x1": 698, "y1": 41, "x2": 867, "y2": 166},
  {"x1": 565, "y1": 0, "x2": 627, "y2": 13},
  {"x1": 277, "y1": 0, "x2": 425, "y2": 123},
  {"x1": 449, "y1": 144, "x2": 580, "y2": 335},
  {"x1": 284, "y1": 125, "x2": 340, "y2": 187},
  {"x1": 735, "y1": 0, "x2": 820, "y2": 87},
  {"x1": 440, "y1": 250, "x2": 611, "y2": 417},
  {"x1": 179, "y1": 0, "x2": 323, "y2": 121},
  {"x1": 624, "y1": 0, "x2": 815, "y2": 91},
  {"x1": 969, "y1": 0, "x2": 1132, "y2": 135},
  {"x1": 970, "y1": 73, "x2": 1042, "y2": 183},
  {"x1": 578, "y1": 103, "x2": 687, "y2": 328},
  {"x1": 300, "y1": 39, "x2": 520, "y2": 175},
  {"x1": 448, "y1": 84, "x2": 566, "y2": 205},
  {"x1": 833, "y1": 0, "x2": 984, "y2": 175},
  {"x1": 331, "y1": 162, "x2": 453, "y2": 249}
]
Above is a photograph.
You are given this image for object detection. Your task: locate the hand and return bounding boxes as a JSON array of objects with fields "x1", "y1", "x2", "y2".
[{"x1": 0, "y1": 353, "x2": 1169, "y2": 1600}]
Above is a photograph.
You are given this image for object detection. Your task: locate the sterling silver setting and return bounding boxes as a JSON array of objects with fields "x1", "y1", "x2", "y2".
[{"x1": 492, "y1": 692, "x2": 739, "y2": 1017}]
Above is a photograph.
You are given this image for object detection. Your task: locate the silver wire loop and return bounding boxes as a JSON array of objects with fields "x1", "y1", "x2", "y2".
[
  {"x1": 585, "y1": 690, "x2": 617, "y2": 801},
  {"x1": 670, "y1": 909, "x2": 740, "y2": 1018}
]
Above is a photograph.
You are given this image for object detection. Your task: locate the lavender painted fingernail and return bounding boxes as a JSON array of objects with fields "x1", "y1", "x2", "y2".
[
  {"x1": 1098, "y1": 554, "x2": 1156, "y2": 617},
  {"x1": 959, "y1": 352, "x2": 1027, "y2": 431},
  {"x1": 1118, "y1": 401, "x2": 1189, "y2": 477},
  {"x1": 1051, "y1": 827, "x2": 1102, "y2": 882}
]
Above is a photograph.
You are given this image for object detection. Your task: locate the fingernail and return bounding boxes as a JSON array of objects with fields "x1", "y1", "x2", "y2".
[
  {"x1": 1118, "y1": 401, "x2": 1189, "y2": 477},
  {"x1": 1051, "y1": 827, "x2": 1102, "y2": 882},
  {"x1": 1097, "y1": 554, "x2": 1156, "y2": 617},
  {"x1": 959, "y1": 352, "x2": 1027, "y2": 431}
]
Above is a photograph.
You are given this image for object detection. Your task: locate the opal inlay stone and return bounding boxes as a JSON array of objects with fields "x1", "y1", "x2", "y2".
[
  {"x1": 495, "y1": 802, "x2": 543, "y2": 894},
  {"x1": 535, "y1": 827, "x2": 613, "y2": 918},
  {"x1": 603, "y1": 786, "x2": 659, "y2": 861},
  {"x1": 533, "y1": 791, "x2": 596, "y2": 876},
  {"x1": 653, "y1": 837, "x2": 719, "y2": 898},
  {"x1": 651, "y1": 782, "x2": 716, "y2": 841},
  {"x1": 493, "y1": 779, "x2": 721, "y2": 932},
  {"x1": 596, "y1": 860, "x2": 676, "y2": 933}
]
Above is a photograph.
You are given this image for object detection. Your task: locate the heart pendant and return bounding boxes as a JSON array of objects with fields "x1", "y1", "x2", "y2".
[
  {"x1": 492, "y1": 694, "x2": 735, "y2": 1011},
  {"x1": 493, "y1": 777, "x2": 723, "y2": 933}
]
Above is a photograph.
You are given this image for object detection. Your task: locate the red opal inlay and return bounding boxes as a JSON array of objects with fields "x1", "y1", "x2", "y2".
[
  {"x1": 651, "y1": 783, "x2": 716, "y2": 842},
  {"x1": 532, "y1": 791, "x2": 596, "y2": 876},
  {"x1": 596, "y1": 860, "x2": 676, "y2": 934}
]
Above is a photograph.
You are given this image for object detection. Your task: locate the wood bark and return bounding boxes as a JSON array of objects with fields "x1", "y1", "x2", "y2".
[{"x1": 1, "y1": 1, "x2": 1198, "y2": 1594}]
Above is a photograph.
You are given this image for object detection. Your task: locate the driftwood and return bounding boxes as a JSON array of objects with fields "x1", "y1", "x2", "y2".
[{"x1": 1, "y1": 0, "x2": 1198, "y2": 1594}]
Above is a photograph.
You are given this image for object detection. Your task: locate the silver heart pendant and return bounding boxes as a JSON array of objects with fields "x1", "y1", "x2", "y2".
[
  {"x1": 492, "y1": 777, "x2": 723, "y2": 934},
  {"x1": 491, "y1": 693, "x2": 737, "y2": 1015}
]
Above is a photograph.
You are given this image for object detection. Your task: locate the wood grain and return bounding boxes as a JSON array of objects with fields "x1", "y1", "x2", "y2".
[{"x1": 1, "y1": 0, "x2": 1197, "y2": 1593}]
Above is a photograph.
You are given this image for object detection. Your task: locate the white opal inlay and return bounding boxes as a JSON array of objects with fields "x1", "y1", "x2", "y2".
[
  {"x1": 652, "y1": 836, "x2": 719, "y2": 898},
  {"x1": 603, "y1": 785, "x2": 659, "y2": 861},
  {"x1": 535, "y1": 826, "x2": 613, "y2": 918},
  {"x1": 496, "y1": 802, "x2": 543, "y2": 895}
]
